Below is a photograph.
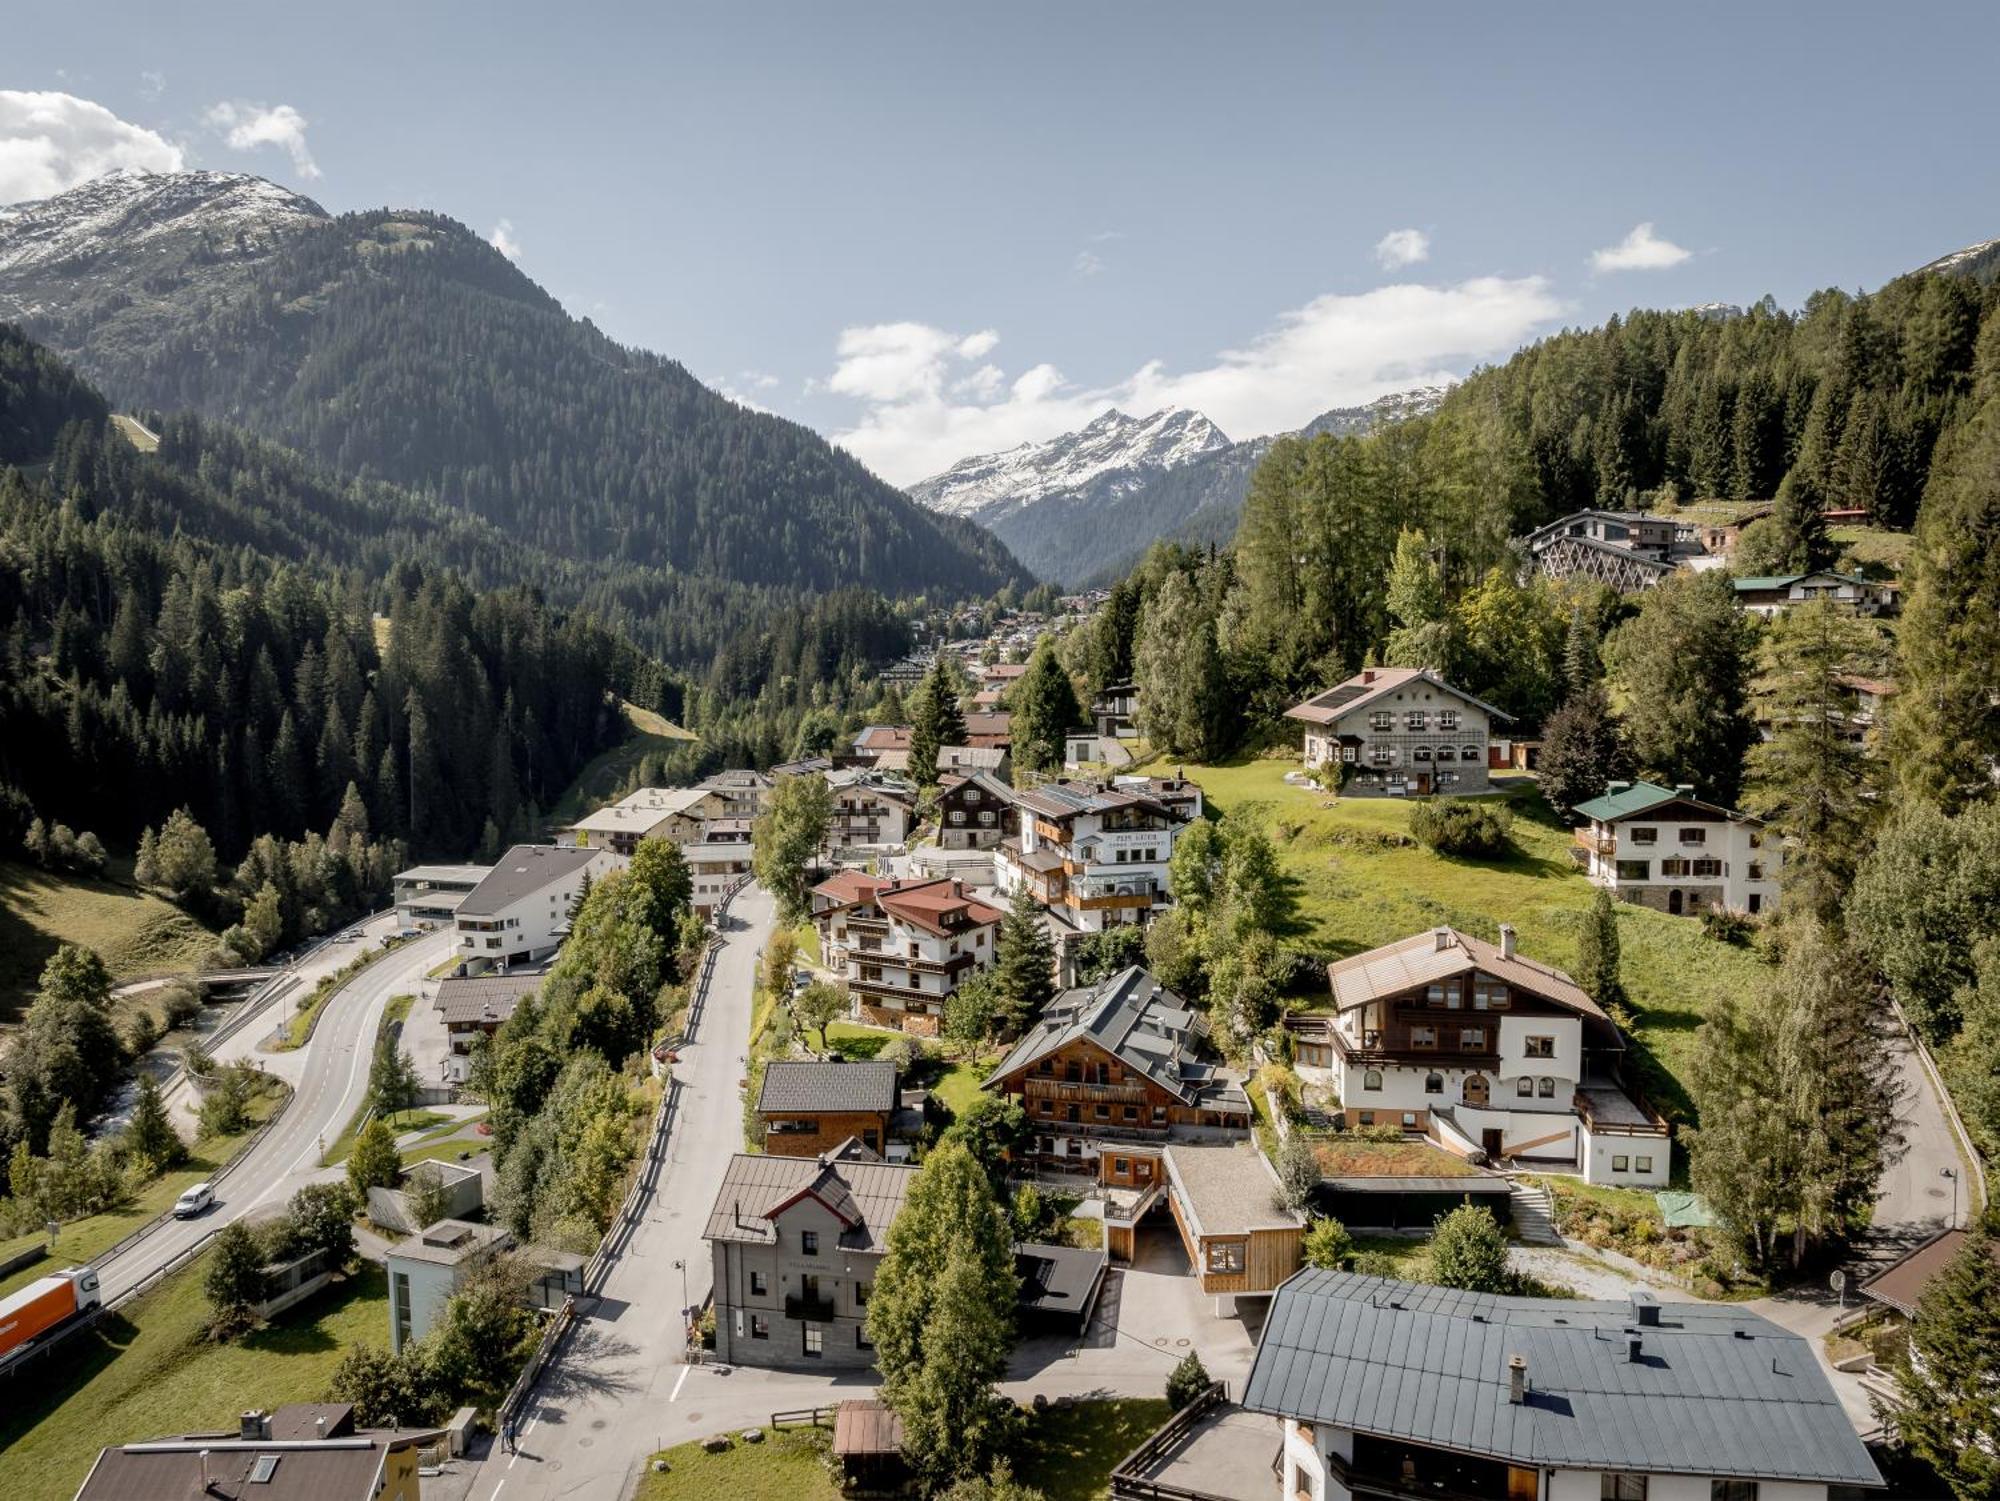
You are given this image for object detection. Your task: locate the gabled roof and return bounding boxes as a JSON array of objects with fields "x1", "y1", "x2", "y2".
[
  {"x1": 757, "y1": 1059, "x2": 897, "y2": 1116},
  {"x1": 1326, "y1": 928, "x2": 1606, "y2": 1023},
  {"x1": 566, "y1": 785, "x2": 716, "y2": 835},
  {"x1": 1010, "y1": 778, "x2": 1180, "y2": 823},
  {"x1": 1570, "y1": 779, "x2": 1761, "y2": 826},
  {"x1": 1284, "y1": 667, "x2": 1514, "y2": 727},
  {"x1": 985, "y1": 966, "x2": 1247, "y2": 1114},
  {"x1": 1732, "y1": 570, "x2": 1879, "y2": 592},
  {"x1": 1243, "y1": 1270, "x2": 1883, "y2": 1487},
  {"x1": 434, "y1": 970, "x2": 543, "y2": 1026},
  {"x1": 702, "y1": 1151, "x2": 919, "y2": 1251},
  {"x1": 875, "y1": 877, "x2": 1004, "y2": 935},
  {"x1": 1860, "y1": 1227, "x2": 1993, "y2": 1317},
  {"x1": 456, "y1": 845, "x2": 600, "y2": 917},
  {"x1": 963, "y1": 711, "x2": 1012, "y2": 737},
  {"x1": 940, "y1": 770, "x2": 1017, "y2": 805},
  {"x1": 852, "y1": 724, "x2": 914, "y2": 752},
  {"x1": 813, "y1": 869, "x2": 885, "y2": 907}
]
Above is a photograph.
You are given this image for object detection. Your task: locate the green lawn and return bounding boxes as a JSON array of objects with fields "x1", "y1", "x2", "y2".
[
  {"x1": 0, "y1": 1090, "x2": 284, "y2": 1300},
  {"x1": 1015, "y1": 1398, "x2": 1171, "y2": 1501},
  {"x1": 1177, "y1": 758, "x2": 1771, "y2": 1119},
  {"x1": 1348, "y1": 1233, "x2": 1434, "y2": 1280},
  {"x1": 931, "y1": 1057, "x2": 994, "y2": 1116},
  {"x1": 0, "y1": 1261, "x2": 388, "y2": 1501},
  {"x1": 635, "y1": 1400, "x2": 1168, "y2": 1501},
  {"x1": 637, "y1": 1426, "x2": 839, "y2": 1501},
  {"x1": 793, "y1": 922, "x2": 821, "y2": 967},
  {"x1": 0, "y1": 857, "x2": 215, "y2": 1025}
]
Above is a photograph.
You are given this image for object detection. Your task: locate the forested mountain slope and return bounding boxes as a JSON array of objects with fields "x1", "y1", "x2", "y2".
[
  {"x1": 0, "y1": 170, "x2": 1028, "y2": 602},
  {"x1": 0, "y1": 326, "x2": 638, "y2": 860}
]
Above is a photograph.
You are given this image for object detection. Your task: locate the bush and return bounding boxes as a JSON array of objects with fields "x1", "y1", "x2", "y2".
[
  {"x1": 1165, "y1": 1350, "x2": 1211, "y2": 1411},
  {"x1": 1302, "y1": 1216, "x2": 1355, "y2": 1270},
  {"x1": 1274, "y1": 1133, "x2": 1321, "y2": 1214},
  {"x1": 1427, "y1": 1201, "x2": 1511, "y2": 1292},
  {"x1": 1701, "y1": 906, "x2": 1755, "y2": 944},
  {"x1": 1409, "y1": 798, "x2": 1515, "y2": 858},
  {"x1": 1256, "y1": 1063, "x2": 1303, "y2": 1120},
  {"x1": 1350, "y1": 1249, "x2": 1403, "y2": 1278},
  {"x1": 161, "y1": 982, "x2": 204, "y2": 1031}
]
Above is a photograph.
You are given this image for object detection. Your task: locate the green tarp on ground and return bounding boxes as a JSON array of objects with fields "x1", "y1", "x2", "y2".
[{"x1": 1656, "y1": 1190, "x2": 1716, "y2": 1228}]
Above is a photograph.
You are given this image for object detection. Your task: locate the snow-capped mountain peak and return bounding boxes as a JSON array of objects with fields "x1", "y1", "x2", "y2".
[
  {"x1": 908, "y1": 406, "x2": 1232, "y2": 523},
  {"x1": 0, "y1": 168, "x2": 327, "y2": 278}
]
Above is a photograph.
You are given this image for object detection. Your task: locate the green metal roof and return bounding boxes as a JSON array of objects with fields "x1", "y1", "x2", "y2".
[
  {"x1": 1731, "y1": 570, "x2": 1870, "y2": 592},
  {"x1": 1569, "y1": 781, "x2": 1679, "y2": 821}
]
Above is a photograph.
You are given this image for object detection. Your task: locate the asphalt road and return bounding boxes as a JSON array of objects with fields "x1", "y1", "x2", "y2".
[
  {"x1": 93, "y1": 923, "x2": 454, "y2": 1306},
  {"x1": 470, "y1": 882, "x2": 772, "y2": 1501}
]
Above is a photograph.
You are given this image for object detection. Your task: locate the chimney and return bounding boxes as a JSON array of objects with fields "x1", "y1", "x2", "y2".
[
  {"x1": 1630, "y1": 1290, "x2": 1660, "y2": 1327},
  {"x1": 1361, "y1": 669, "x2": 1376, "y2": 685},
  {"x1": 1674, "y1": 784, "x2": 1694, "y2": 799},
  {"x1": 315, "y1": 1414, "x2": 326, "y2": 1440},
  {"x1": 1625, "y1": 1330, "x2": 1644, "y2": 1363},
  {"x1": 240, "y1": 1411, "x2": 269, "y2": 1442},
  {"x1": 1607, "y1": 780, "x2": 1630, "y2": 794},
  {"x1": 1433, "y1": 927, "x2": 1454, "y2": 953},
  {"x1": 1507, "y1": 1354, "x2": 1527, "y2": 1404},
  {"x1": 1498, "y1": 924, "x2": 1517, "y2": 961}
]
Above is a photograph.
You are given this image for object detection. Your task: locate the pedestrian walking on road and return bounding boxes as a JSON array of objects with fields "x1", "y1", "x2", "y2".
[{"x1": 503, "y1": 1415, "x2": 516, "y2": 1455}]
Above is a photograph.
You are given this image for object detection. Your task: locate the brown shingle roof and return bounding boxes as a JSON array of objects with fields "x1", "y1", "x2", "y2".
[
  {"x1": 1860, "y1": 1227, "x2": 1990, "y2": 1316},
  {"x1": 874, "y1": 877, "x2": 1004, "y2": 936},
  {"x1": 1327, "y1": 927, "x2": 1605, "y2": 1020}
]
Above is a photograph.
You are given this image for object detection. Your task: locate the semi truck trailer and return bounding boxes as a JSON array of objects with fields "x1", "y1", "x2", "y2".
[{"x1": 0, "y1": 1266, "x2": 101, "y2": 1365}]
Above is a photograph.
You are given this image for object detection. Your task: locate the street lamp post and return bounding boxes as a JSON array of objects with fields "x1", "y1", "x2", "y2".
[
  {"x1": 1942, "y1": 1166, "x2": 1959, "y2": 1227},
  {"x1": 673, "y1": 1258, "x2": 688, "y2": 1323}
]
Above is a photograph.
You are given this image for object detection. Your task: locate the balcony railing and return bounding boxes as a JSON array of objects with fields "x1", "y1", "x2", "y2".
[
  {"x1": 1025, "y1": 1077, "x2": 1150, "y2": 1106},
  {"x1": 784, "y1": 1294, "x2": 837, "y2": 1322},
  {"x1": 1573, "y1": 828, "x2": 1615, "y2": 857}
]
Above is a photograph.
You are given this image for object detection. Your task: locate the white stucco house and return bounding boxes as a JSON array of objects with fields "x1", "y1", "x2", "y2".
[{"x1": 1570, "y1": 781, "x2": 1781, "y2": 918}]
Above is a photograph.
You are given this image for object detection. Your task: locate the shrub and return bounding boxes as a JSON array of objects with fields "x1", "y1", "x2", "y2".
[
  {"x1": 1427, "y1": 1202, "x2": 1511, "y2": 1293},
  {"x1": 1274, "y1": 1134, "x2": 1321, "y2": 1214},
  {"x1": 1256, "y1": 1063, "x2": 1303, "y2": 1120},
  {"x1": 1409, "y1": 798, "x2": 1515, "y2": 858},
  {"x1": 161, "y1": 982, "x2": 204, "y2": 1031},
  {"x1": 1350, "y1": 1249, "x2": 1403, "y2": 1278},
  {"x1": 1165, "y1": 1350, "x2": 1211, "y2": 1411},
  {"x1": 1302, "y1": 1216, "x2": 1355, "y2": 1270},
  {"x1": 1701, "y1": 906, "x2": 1755, "y2": 944}
]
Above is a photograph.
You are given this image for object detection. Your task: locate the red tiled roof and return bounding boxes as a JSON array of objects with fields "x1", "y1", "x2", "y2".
[
  {"x1": 812, "y1": 870, "x2": 885, "y2": 906},
  {"x1": 874, "y1": 877, "x2": 1004, "y2": 936}
]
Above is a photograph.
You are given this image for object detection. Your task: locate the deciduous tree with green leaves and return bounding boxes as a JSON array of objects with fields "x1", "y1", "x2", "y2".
[
  {"x1": 1427, "y1": 1202, "x2": 1510, "y2": 1292},
  {"x1": 347, "y1": 1116, "x2": 403, "y2": 1195},
  {"x1": 1606, "y1": 570, "x2": 1756, "y2": 806},
  {"x1": 752, "y1": 772, "x2": 834, "y2": 925}
]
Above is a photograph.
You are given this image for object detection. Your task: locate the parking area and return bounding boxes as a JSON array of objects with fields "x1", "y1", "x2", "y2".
[{"x1": 1005, "y1": 1221, "x2": 1263, "y2": 1394}]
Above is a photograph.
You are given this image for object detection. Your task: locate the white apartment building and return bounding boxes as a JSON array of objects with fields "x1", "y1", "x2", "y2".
[
  {"x1": 811, "y1": 875, "x2": 1002, "y2": 1035},
  {"x1": 995, "y1": 778, "x2": 1188, "y2": 932},
  {"x1": 1571, "y1": 781, "x2": 1781, "y2": 918},
  {"x1": 453, "y1": 844, "x2": 609, "y2": 973},
  {"x1": 1290, "y1": 926, "x2": 1670, "y2": 1188},
  {"x1": 561, "y1": 786, "x2": 726, "y2": 854},
  {"x1": 1284, "y1": 667, "x2": 1512, "y2": 797}
]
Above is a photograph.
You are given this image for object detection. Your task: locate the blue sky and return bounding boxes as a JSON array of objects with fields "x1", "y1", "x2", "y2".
[{"x1": 7, "y1": 1, "x2": 1999, "y2": 482}]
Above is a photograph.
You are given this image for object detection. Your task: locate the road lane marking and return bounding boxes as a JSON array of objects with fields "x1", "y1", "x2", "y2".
[{"x1": 670, "y1": 1365, "x2": 690, "y2": 1402}]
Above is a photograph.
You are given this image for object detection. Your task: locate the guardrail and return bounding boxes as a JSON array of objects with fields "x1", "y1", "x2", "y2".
[
  {"x1": 770, "y1": 1406, "x2": 836, "y2": 1430},
  {"x1": 495, "y1": 1296, "x2": 576, "y2": 1427}
]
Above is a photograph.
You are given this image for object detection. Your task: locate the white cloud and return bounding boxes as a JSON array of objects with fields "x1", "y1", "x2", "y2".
[
  {"x1": 0, "y1": 90, "x2": 183, "y2": 204},
  {"x1": 204, "y1": 101, "x2": 320, "y2": 179},
  {"x1": 827, "y1": 275, "x2": 1563, "y2": 484},
  {"x1": 488, "y1": 219, "x2": 522, "y2": 261},
  {"x1": 1074, "y1": 249, "x2": 1106, "y2": 277},
  {"x1": 1590, "y1": 222, "x2": 1690, "y2": 272},
  {"x1": 1374, "y1": 228, "x2": 1430, "y2": 269}
]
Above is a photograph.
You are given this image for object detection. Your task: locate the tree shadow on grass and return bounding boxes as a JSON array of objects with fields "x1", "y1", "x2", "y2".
[
  {"x1": 0, "y1": 861, "x2": 63, "y2": 1025},
  {"x1": 0, "y1": 1308, "x2": 142, "y2": 1446}
]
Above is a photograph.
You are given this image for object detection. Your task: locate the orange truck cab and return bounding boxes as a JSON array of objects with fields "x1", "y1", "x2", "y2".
[{"x1": 0, "y1": 1266, "x2": 101, "y2": 1363}]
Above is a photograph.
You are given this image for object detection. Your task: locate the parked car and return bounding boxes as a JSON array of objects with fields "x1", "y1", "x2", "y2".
[{"x1": 172, "y1": 1183, "x2": 215, "y2": 1219}]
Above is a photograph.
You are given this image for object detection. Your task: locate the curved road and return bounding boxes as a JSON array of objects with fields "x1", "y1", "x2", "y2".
[
  {"x1": 93, "y1": 924, "x2": 454, "y2": 1306},
  {"x1": 469, "y1": 882, "x2": 773, "y2": 1501}
]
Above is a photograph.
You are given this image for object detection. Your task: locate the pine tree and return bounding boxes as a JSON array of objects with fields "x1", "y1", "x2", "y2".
[
  {"x1": 908, "y1": 657, "x2": 967, "y2": 788},
  {"x1": 1745, "y1": 601, "x2": 1884, "y2": 921},
  {"x1": 125, "y1": 1072, "x2": 185, "y2": 1171},
  {"x1": 1882, "y1": 1217, "x2": 2000, "y2": 1500},
  {"x1": 1561, "y1": 604, "x2": 1600, "y2": 703},
  {"x1": 1574, "y1": 888, "x2": 1626, "y2": 1014},
  {"x1": 1008, "y1": 640, "x2": 1081, "y2": 776},
  {"x1": 1886, "y1": 389, "x2": 2000, "y2": 810},
  {"x1": 1427, "y1": 1202, "x2": 1511, "y2": 1292},
  {"x1": 990, "y1": 885, "x2": 1055, "y2": 1040}
]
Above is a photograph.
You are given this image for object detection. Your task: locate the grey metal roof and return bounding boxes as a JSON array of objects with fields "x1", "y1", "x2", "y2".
[
  {"x1": 986, "y1": 966, "x2": 1247, "y2": 1113},
  {"x1": 434, "y1": 971, "x2": 544, "y2": 1026},
  {"x1": 1242, "y1": 1270, "x2": 1882, "y2": 1487},
  {"x1": 702, "y1": 1151, "x2": 918, "y2": 1252},
  {"x1": 456, "y1": 845, "x2": 600, "y2": 917},
  {"x1": 756, "y1": 1060, "x2": 897, "y2": 1116},
  {"x1": 1014, "y1": 1240, "x2": 1108, "y2": 1318}
]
